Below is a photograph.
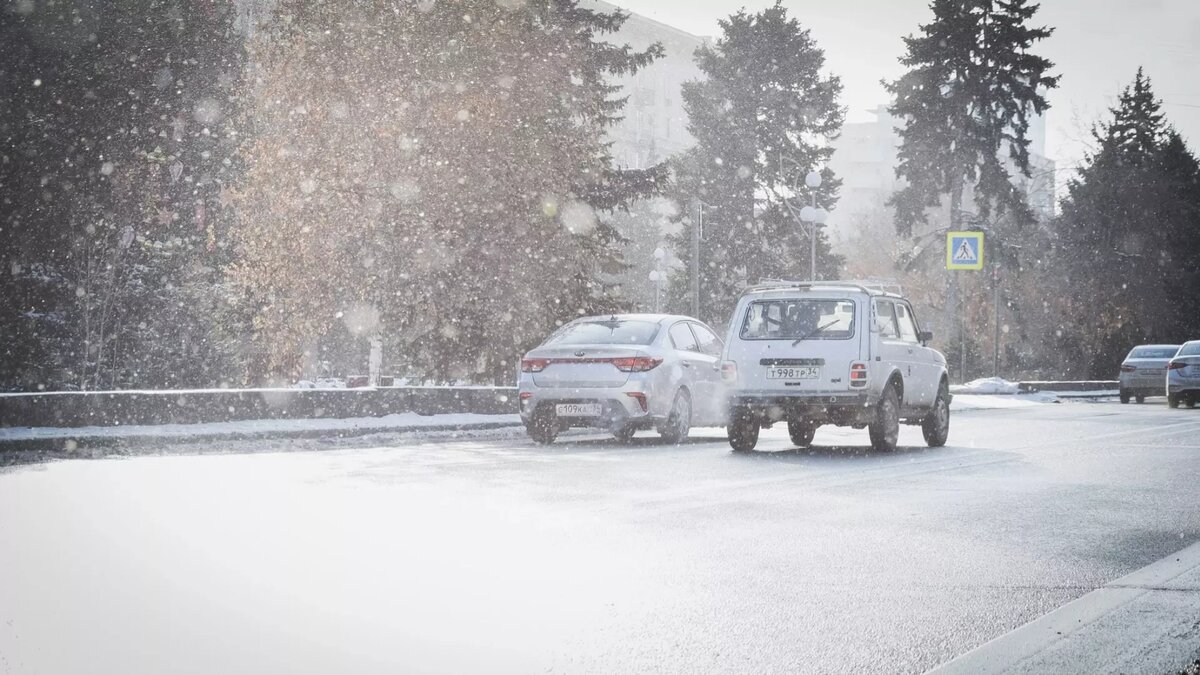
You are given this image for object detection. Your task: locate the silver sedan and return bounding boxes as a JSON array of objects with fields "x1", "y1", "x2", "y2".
[
  {"x1": 1167, "y1": 340, "x2": 1200, "y2": 409},
  {"x1": 517, "y1": 314, "x2": 727, "y2": 444},
  {"x1": 1118, "y1": 344, "x2": 1180, "y2": 403}
]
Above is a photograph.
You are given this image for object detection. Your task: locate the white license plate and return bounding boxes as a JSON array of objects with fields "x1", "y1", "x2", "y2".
[
  {"x1": 766, "y1": 366, "x2": 821, "y2": 380},
  {"x1": 556, "y1": 403, "x2": 602, "y2": 417}
]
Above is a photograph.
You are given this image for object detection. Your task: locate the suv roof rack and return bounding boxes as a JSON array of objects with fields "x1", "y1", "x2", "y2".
[{"x1": 744, "y1": 279, "x2": 904, "y2": 297}]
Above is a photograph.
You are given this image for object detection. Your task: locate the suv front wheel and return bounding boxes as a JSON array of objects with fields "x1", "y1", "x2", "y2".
[{"x1": 869, "y1": 386, "x2": 900, "y2": 452}]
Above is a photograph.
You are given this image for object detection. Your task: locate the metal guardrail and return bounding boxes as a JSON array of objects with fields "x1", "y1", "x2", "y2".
[
  {"x1": 1018, "y1": 381, "x2": 1119, "y2": 393},
  {"x1": 0, "y1": 387, "x2": 519, "y2": 429}
]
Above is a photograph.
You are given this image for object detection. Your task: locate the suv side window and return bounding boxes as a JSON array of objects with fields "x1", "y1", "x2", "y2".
[
  {"x1": 894, "y1": 302, "x2": 920, "y2": 343},
  {"x1": 669, "y1": 323, "x2": 699, "y2": 352},
  {"x1": 874, "y1": 300, "x2": 900, "y2": 339},
  {"x1": 690, "y1": 323, "x2": 723, "y2": 357}
]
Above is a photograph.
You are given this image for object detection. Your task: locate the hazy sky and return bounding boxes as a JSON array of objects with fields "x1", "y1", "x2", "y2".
[{"x1": 611, "y1": 0, "x2": 1200, "y2": 175}]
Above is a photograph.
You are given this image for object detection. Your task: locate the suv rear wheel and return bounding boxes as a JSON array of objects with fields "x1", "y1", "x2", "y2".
[
  {"x1": 788, "y1": 419, "x2": 816, "y2": 448},
  {"x1": 728, "y1": 406, "x2": 759, "y2": 452},
  {"x1": 922, "y1": 382, "x2": 950, "y2": 448},
  {"x1": 869, "y1": 385, "x2": 900, "y2": 452}
]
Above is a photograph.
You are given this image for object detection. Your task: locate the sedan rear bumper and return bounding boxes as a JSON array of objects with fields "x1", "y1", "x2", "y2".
[{"x1": 518, "y1": 386, "x2": 663, "y2": 429}]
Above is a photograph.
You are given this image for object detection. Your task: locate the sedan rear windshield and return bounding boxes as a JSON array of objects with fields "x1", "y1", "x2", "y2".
[
  {"x1": 1129, "y1": 346, "x2": 1179, "y2": 359},
  {"x1": 740, "y1": 299, "x2": 855, "y2": 340},
  {"x1": 1178, "y1": 343, "x2": 1200, "y2": 357},
  {"x1": 546, "y1": 320, "x2": 659, "y2": 346}
]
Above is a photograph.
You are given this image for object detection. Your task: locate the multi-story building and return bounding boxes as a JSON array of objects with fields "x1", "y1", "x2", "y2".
[
  {"x1": 826, "y1": 106, "x2": 1056, "y2": 243},
  {"x1": 583, "y1": 1, "x2": 708, "y2": 169}
]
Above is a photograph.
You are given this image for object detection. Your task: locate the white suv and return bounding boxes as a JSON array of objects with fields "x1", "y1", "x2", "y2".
[{"x1": 720, "y1": 281, "x2": 950, "y2": 452}]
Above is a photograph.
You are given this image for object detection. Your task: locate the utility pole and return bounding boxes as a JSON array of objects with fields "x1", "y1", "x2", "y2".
[{"x1": 692, "y1": 202, "x2": 702, "y2": 319}]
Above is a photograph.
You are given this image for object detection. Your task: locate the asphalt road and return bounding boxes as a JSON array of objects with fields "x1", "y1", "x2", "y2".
[{"x1": 2, "y1": 400, "x2": 1200, "y2": 674}]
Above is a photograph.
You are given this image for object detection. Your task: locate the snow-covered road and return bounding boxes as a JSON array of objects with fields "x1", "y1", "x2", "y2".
[{"x1": 2, "y1": 401, "x2": 1199, "y2": 674}]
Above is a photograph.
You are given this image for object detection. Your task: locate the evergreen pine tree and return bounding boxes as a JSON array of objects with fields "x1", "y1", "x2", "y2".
[
  {"x1": 664, "y1": 2, "x2": 844, "y2": 325},
  {"x1": 886, "y1": 0, "x2": 1059, "y2": 237},
  {"x1": 0, "y1": 0, "x2": 245, "y2": 390},
  {"x1": 231, "y1": 0, "x2": 664, "y2": 384},
  {"x1": 1053, "y1": 70, "x2": 1200, "y2": 376}
]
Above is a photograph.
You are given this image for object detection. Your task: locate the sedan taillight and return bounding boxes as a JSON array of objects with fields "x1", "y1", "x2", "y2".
[
  {"x1": 521, "y1": 358, "x2": 551, "y2": 373},
  {"x1": 1120, "y1": 364, "x2": 1136, "y2": 373},
  {"x1": 611, "y1": 356, "x2": 662, "y2": 372},
  {"x1": 1167, "y1": 361, "x2": 1188, "y2": 371}
]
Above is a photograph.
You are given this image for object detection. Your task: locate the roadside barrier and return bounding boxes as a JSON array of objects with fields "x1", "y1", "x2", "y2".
[
  {"x1": 1017, "y1": 380, "x2": 1119, "y2": 393},
  {"x1": 0, "y1": 387, "x2": 519, "y2": 429}
]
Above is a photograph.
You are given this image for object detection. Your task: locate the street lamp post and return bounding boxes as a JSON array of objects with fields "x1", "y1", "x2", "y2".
[
  {"x1": 799, "y1": 171, "x2": 828, "y2": 281},
  {"x1": 649, "y1": 246, "x2": 666, "y2": 313}
]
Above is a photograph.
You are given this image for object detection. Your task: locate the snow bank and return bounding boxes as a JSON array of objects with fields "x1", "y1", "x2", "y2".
[
  {"x1": 0, "y1": 413, "x2": 521, "y2": 442},
  {"x1": 950, "y1": 392, "x2": 1059, "y2": 411},
  {"x1": 950, "y1": 377, "x2": 1022, "y2": 395}
]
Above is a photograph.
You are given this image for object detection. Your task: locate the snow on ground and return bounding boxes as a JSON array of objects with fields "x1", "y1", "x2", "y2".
[
  {"x1": 951, "y1": 392, "x2": 1060, "y2": 410},
  {"x1": 950, "y1": 377, "x2": 1022, "y2": 395},
  {"x1": 0, "y1": 412, "x2": 521, "y2": 442}
]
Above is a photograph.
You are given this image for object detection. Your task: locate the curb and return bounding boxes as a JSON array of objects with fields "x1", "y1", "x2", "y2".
[{"x1": 927, "y1": 539, "x2": 1200, "y2": 674}]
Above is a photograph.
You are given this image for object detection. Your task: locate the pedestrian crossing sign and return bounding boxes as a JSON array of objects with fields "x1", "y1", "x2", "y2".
[{"x1": 946, "y1": 231, "x2": 984, "y2": 270}]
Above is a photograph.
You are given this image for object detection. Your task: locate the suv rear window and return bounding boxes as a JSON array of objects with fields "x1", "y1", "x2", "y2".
[
  {"x1": 740, "y1": 299, "x2": 855, "y2": 340},
  {"x1": 1129, "y1": 346, "x2": 1179, "y2": 359},
  {"x1": 545, "y1": 320, "x2": 659, "y2": 346}
]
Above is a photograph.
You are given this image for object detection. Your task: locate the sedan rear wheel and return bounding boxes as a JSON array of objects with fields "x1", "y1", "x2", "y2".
[
  {"x1": 1119, "y1": 389, "x2": 1131, "y2": 404},
  {"x1": 659, "y1": 390, "x2": 691, "y2": 444},
  {"x1": 1136, "y1": 394, "x2": 1146, "y2": 404},
  {"x1": 1169, "y1": 393, "x2": 1181, "y2": 409},
  {"x1": 526, "y1": 406, "x2": 558, "y2": 444},
  {"x1": 612, "y1": 424, "x2": 636, "y2": 443}
]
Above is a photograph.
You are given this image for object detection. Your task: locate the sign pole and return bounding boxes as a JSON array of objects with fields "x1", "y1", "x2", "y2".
[
  {"x1": 946, "y1": 231, "x2": 985, "y2": 383},
  {"x1": 992, "y1": 263, "x2": 1001, "y2": 377}
]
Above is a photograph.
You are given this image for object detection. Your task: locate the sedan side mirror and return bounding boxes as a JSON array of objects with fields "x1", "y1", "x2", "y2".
[{"x1": 918, "y1": 330, "x2": 934, "y2": 344}]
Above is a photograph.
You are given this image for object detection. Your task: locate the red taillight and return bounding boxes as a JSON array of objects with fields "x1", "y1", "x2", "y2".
[
  {"x1": 1120, "y1": 364, "x2": 1136, "y2": 373},
  {"x1": 521, "y1": 358, "x2": 550, "y2": 373},
  {"x1": 1168, "y1": 361, "x2": 1188, "y2": 370},
  {"x1": 519, "y1": 392, "x2": 534, "y2": 400},
  {"x1": 625, "y1": 392, "x2": 648, "y2": 412},
  {"x1": 721, "y1": 361, "x2": 737, "y2": 381},
  {"x1": 849, "y1": 362, "x2": 868, "y2": 387},
  {"x1": 611, "y1": 356, "x2": 662, "y2": 372}
]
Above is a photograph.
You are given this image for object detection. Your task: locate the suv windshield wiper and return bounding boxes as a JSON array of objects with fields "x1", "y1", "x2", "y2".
[{"x1": 791, "y1": 320, "x2": 839, "y2": 346}]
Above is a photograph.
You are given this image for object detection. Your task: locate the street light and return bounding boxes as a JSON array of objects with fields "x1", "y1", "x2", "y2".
[
  {"x1": 650, "y1": 246, "x2": 666, "y2": 313},
  {"x1": 648, "y1": 269, "x2": 662, "y2": 312},
  {"x1": 799, "y1": 171, "x2": 826, "y2": 281}
]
